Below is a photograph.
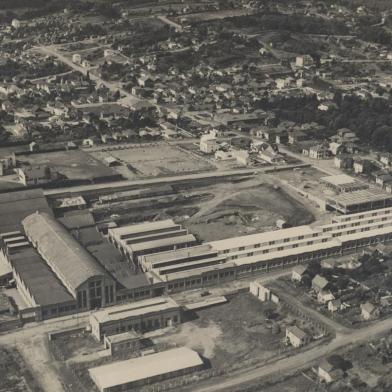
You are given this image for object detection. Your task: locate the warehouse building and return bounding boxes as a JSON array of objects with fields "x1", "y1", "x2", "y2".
[
  {"x1": 326, "y1": 188, "x2": 392, "y2": 214},
  {"x1": 0, "y1": 231, "x2": 77, "y2": 321},
  {"x1": 108, "y1": 220, "x2": 197, "y2": 264},
  {"x1": 143, "y1": 207, "x2": 392, "y2": 292},
  {"x1": 22, "y1": 212, "x2": 116, "y2": 311},
  {"x1": 89, "y1": 347, "x2": 204, "y2": 392},
  {"x1": 320, "y1": 174, "x2": 368, "y2": 193},
  {"x1": 90, "y1": 296, "x2": 181, "y2": 341}
]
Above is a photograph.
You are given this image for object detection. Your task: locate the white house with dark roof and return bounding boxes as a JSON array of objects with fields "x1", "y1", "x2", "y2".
[{"x1": 286, "y1": 326, "x2": 310, "y2": 348}]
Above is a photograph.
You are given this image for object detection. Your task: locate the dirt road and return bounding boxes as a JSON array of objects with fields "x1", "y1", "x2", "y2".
[
  {"x1": 0, "y1": 313, "x2": 89, "y2": 392},
  {"x1": 184, "y1": 316, "x2": 392, "y2": 392}
]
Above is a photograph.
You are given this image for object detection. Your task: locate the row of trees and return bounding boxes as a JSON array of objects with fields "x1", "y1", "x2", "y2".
[
  {"x1": 218, "y1": 12, "x2": 349, "y2": 35},
  {"x1": 256, "y1": 93, "x2": 392, "y2": 152}
]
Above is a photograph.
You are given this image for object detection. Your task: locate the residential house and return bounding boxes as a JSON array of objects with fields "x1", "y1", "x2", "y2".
[
  {"x1": 375, "y1": 173, "x2": 392, "y2": 187},
  {"x1": 317, "y1": 290, "x2": 335, "y2": 304},
  {"x1": 331, "y1": 128, "x2": 358, "y2": 144},
  {"x1": 305, "y1": 144, "x2": 331, "y2": 160},
  {"x1": 318, "y1": 357, "x2": 345, "y2": 383},
  {"x1": 354, "y1": 159, "x2": 373, "y2": 174},
  {"x1": 291, "y1": 265, "x2": 308, "y2": 282},
  {"x1": 200, "y1": 131, "x2": 218, "y2": 154},
  {"x1": 361, "y1": 302, "x2": 380, "y2": 320},
  {"x1": 379, "y1": 153, "x2": 392, "y2": 168},
  {"x1": 286, "y1": 326, "x2": 310, "y2": 348},
  {"x1": 258, "y1": 149, "x2": 286, "y2": 165},
  {"x1": 258, "y1": 128, "x2": 276, "y2": 143},
  {"x1": 137, "y1": 74, "x2": 155, "y2": 88},
  {"x1": 17, "y1": 166, "x2": 58, "y2": 186},
  {"x1": 0, "y1": 154, "x2": 16, "y2": 176},
  {"x1": 312, "y1": 275, "x2": 330, "y2": 293},
  {"x1": 328, "y1": 299, "x2": 343, "y2": 313},
  {"x1": 329, "y1": 142, "x2": 345, "y2": 156},
  {"x1": 289, "y1": 130, "x2": 308, "y2": 145},
  {"x1": 296, "y1": 55, "x2": 314, "y2": 68},
  {"x1": 334, "y1": 154, "x2": 353, "y2": 170},
  {"x1": 275, "y1": 131, "x2": 288, "y2": 145}
]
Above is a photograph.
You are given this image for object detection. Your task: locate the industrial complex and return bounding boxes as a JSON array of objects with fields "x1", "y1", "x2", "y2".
[
  {"x1": 2, "y1": 185, "x2": 392, "y2": 323},
  {"x1": 5, "y1": 2, "x2": 392, "y2": 391}
]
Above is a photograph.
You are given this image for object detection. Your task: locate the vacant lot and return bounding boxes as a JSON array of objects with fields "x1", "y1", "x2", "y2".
[
  {"x1": 49, "y1": 332, "x2": 102, "y2": 362},
  {"x1": 185, "y1": 180, "x2": 314, "y2": 241},
  {"x1": 0, "y1": 345, "x2": 42, "y2": 392},
  {"x1": 153, "y1": 293, "x2": 311, "y2": 371},
  {"x1": 19, "y1": 150, "x2": 116, "y2": 181},
  {"x1": 90, "y1": 143, "x2": 215, "y2": 179}
]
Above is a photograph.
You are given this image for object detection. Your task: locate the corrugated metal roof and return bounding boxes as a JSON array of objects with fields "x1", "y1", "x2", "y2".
[{"x1": 22, "y1": 212, "x2": 106, "y2": 293}]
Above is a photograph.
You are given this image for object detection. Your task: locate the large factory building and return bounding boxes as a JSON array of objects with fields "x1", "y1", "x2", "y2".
[{"x1": 22, "y1": 212, "x2": 117, "y2": 311}]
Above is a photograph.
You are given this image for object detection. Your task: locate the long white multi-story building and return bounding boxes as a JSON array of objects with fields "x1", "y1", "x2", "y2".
[{"x1": 140, "y1": 207, "x2": 392, "y2": 293}]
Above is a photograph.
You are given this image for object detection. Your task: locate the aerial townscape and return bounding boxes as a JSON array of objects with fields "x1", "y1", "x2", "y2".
[{"x1": 3, "y1": 0, "x2": 392, "y2": 391}]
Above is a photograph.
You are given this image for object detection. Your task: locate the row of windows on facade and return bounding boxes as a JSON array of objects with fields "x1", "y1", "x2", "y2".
[
  {"x1": 167, "y1": 270, "x2": 235, "y2": 290},
  {"x1": 112, "y1": 316, "x2": 179, "y2": 334}
]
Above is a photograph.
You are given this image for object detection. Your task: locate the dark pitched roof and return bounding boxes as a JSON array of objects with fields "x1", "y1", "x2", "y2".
[{"x1": 0, "y1": 189, "x2": 52, "y2": 234}]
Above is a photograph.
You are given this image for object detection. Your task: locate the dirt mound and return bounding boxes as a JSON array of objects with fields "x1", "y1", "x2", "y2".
[{"x1": 186, "y1": 184, "x2": 314, "y2": 241}]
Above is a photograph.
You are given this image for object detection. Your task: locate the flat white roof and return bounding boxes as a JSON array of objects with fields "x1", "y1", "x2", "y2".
[
  {"x1": 208, "y1": 225, "x2": 316, "y2": 251},
  {"x1": 91, "y1": 297, "x2": 179, "y2": 324},
  {"x1": 105, "y1": 331, "x2": 140, "y2": 344},
  {"x1": 320, "y1": 174, "x2": 357, "y2": 185},
  {"x1": 109, "y1": 220, "x2": 176, "y2": 237},
  {"x1": 89, "y1": 347, "x2": 203, "y2": 389},
  {"x1": 329, "y1": 189, "x2": 392, "y2": 207}
]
